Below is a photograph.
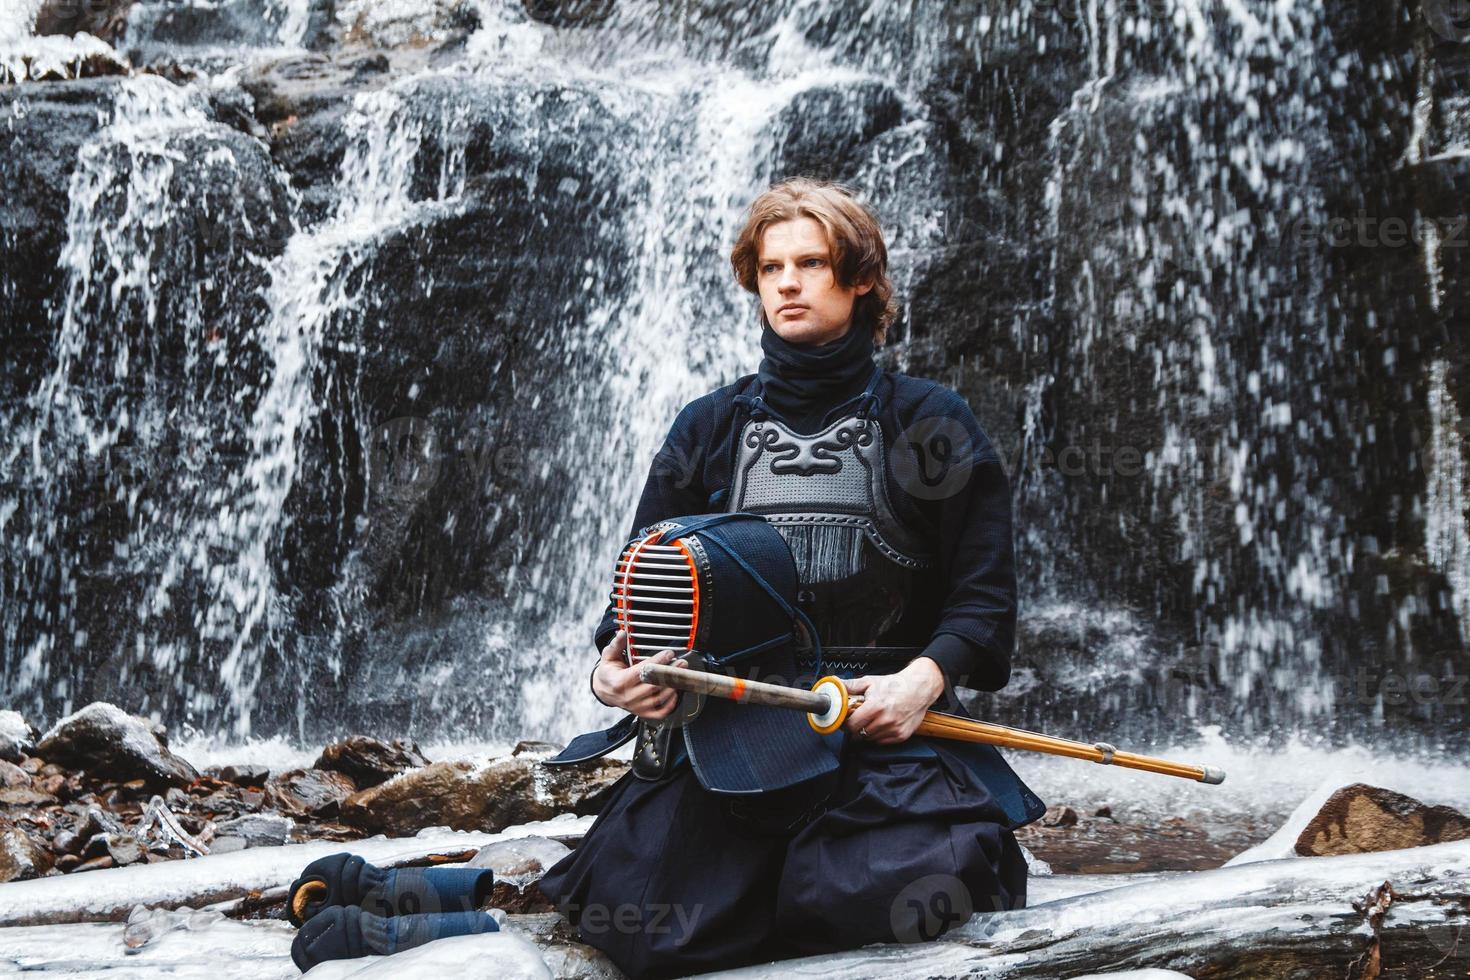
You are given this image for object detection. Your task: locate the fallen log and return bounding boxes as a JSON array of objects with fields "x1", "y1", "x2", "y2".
[
  {"x1": 0, "y1": 814, "x2": 596, "y2": 928},
  {"x1": 701, "y1": 839, "x2": 1470, "y2": 979}
]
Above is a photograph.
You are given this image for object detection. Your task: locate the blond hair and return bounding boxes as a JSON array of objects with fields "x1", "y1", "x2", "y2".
[{"x1": 730, "y1": 177, "x2": 898, "y2": 346}]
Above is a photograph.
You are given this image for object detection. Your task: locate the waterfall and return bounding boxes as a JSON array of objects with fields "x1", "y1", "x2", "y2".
[
  {"x1": 2, "y1": 74, "x2": 280, "y2": 721},
  {"x1": 1, "y1": 1, "x2": 1465, "y2": 749},
  {"x1": 1426, "y1": 359, "x2": 1470, "y2": 644}
]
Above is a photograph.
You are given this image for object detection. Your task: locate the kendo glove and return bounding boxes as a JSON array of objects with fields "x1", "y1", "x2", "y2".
[
  {"x1": 287, "y1": 852, "x2": 495, "y2": 927},
  {"x1": 290, "y1": 904, "x2": 500, "y2": 972}
]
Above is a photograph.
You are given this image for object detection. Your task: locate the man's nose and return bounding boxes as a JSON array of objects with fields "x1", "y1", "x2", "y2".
[{"x1": 777, "y1": 263, "x2": 800, "y2": 291}]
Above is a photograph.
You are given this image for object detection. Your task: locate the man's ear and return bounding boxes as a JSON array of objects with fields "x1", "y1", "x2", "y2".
[{"x1": 853, "y1": 279, "x2": 874, "y2": 296}]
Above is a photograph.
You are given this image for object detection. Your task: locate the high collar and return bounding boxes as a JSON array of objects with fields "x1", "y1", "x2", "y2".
[{"x1": 755, "y1": 321, "x2": 878, "y2": 434}]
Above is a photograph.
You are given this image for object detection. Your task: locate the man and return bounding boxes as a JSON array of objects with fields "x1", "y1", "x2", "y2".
[{"x1": 539, "y1": 177, "x2": 1043, "y2": 979}]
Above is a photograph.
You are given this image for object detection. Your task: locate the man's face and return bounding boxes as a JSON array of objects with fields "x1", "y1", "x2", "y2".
[{"x1": 757, "y1": 217, "x2": 871, "y2": 346}]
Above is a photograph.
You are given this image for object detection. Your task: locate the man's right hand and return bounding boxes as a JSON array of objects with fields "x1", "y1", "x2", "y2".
[{"x1": 591, "y1": 630, "x2": 687, "y2": 721}]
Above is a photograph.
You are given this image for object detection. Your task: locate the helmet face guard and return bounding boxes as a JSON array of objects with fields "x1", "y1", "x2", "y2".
[
  {"x1": 610, "y1": 512, "x2": 840, "y2": 795},
  {"x1": 612, "y1": 512, "x2": 808, "y2": 671}
]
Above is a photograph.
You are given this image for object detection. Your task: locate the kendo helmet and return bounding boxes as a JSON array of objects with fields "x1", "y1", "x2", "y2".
[{"x1": 610, "y1": 512, "x2": 841, "y2": 794}]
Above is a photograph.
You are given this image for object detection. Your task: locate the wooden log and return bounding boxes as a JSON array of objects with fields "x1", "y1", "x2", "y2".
[
  {"x1": 701, "y1": 840, "x2": 1470, "y2": 979},
  {"x1": 0, "y1": 816, "x2": 596, "y2": 927}
]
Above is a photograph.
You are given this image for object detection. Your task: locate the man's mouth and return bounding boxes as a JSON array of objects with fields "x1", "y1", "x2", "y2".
[{"x1": 778, "y1": 305, "x2": 808, "y2": 315}]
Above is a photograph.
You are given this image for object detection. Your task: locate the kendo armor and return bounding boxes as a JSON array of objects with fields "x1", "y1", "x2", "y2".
[
  {"x1": 545, "y1": 371, "x2": 1047, "y2": 829},
  {"x1": 724, "y1": 367, "x2": 932, "y2": 675}
]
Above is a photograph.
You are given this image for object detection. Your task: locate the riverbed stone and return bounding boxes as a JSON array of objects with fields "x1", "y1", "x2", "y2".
[
  {"x1": 263, "y1": 768, "x2": 358, "y2": 819},
  {"x1": 1294, "y1": 784, "x2": 1470, "y2": 857},
  {"x1": 213, "y1": 812, "x2": 295, "y2": 846},
  {"x1": 0, "y1": 711, "x2": 37, "y2": 762},
  {"x1": 36, "y1": 703, "x2": 199, "y2": 789},
  {"x1": 0, "y1": 759, "x2": 31, "y2": 789},
  {"x1": 315, "y1": 735, "x2": 430, "y2": 789},
  {"x1": 0, "y1": 825, "x2": 54, "y2": 882},
  {"x1": 216, "y1": 764, "x2": 270, "y2": 787},
  {"x1": 342, "y1": 756, "x2": 625, "y2": 836}
]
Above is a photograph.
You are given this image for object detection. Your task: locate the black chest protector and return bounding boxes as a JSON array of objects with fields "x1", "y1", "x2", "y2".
[{"x1": 725, "y1": 369, "x2": 930, "y2": 673}]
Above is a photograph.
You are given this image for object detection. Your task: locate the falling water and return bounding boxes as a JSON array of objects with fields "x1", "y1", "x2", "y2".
[{"x1": 2, "y1": 1, "x2": 1466, "y2": 751}]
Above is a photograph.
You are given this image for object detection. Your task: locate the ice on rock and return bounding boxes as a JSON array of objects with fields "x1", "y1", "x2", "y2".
[
  {"x1": 2, "y1": 816, "x2": 596, "y2": 928},
  {"x1": 123, "y1": 904, "x2": 227, "y2": 950},
  {"x1": 302, "y1": 931, "x2": 553, "y2": 978},
  {"x1": 0, "y1": 709, "x2": 36, "y2": 761},
  {"x1": 1225, "y1": 766, "x2": 1470, "y2": 866}
]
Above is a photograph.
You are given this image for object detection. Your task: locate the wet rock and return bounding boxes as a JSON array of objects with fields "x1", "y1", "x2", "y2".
[
  {"x1": 336, "y1": 0, "x2": 481, "y2": 48},
  {"x1": 264, "y1": 768, "x2": 357, "y2": 818},
  {"x1": 0, "y1": 786, "x2": 58, "y2": 807},
  {"x1": 51, "y1": 829, "x2": 82, "y2": 856},
  {"x1": 34, "y1": 0, "x2": 135, "y2": 41},
  {"x1": 74, "y1": 854, "x2": 115, "y2": 873},
  {"x1": 213, "y1": 812, "x2": 295, "y2": 847},
  {"x1": 510, "y1": 741, "x2": 562, "y2": 759},
  {"x1": 1294, "y1": 784, "x2": 1470, "y2": 857},
  {"x1": 0, "y1": 825, "x2": 55, "y2": 882},
  {"x1": 34, "y1": 773, "x2": 66, "y2": 797},
  {"x1": 123, "y1": 0, "x2": 336, "y2": 64},
  {"x1": 0, "y1": 711, "x2": 37, "y2": 762},
  {"x1": 522, "y1": 0, "x2": 617, "y2": 29},
  {"x1": 216, "y1": 764, "x2": 269, "y2": 787},
  {"x1": 771, "y1": 81, "x2": 907, "y2": 183},
  {"x1": 0, "y1": 759, "x2": 31, "y2": 788},
  {"x1": 35, "y1": 703, "x2": 198, "y2": 789},
  {"x1": 536, "y1": 944, "x2": 624, "y2": 980},
  {"x1": 1018, "y1": 808, "x2": 1267, "y2": 874},
  {"x1": 84, "y1": 832, "x2": 145, "y2": 866},
  {"x1": 342, "y1": 757, "x2": 626, "y2": 836},
  {"x1": 315, "y1": 735, "x2": 430, "y2": 789},
  {"x1": 74, "y1": 805, "x2": 127, "y2": 842},
  {"x1": 471, "y1": 835, "x2": 572, "y2": 913},
  {"x1": 1042, "y1": 805, "x2": 1079, "y2": 828},
  {"x1": 19, "y1": 758, "x2": 44, "y2": 775},
  {"x1": 0, "y1": 33, "x2": 130, "y2": 84}
]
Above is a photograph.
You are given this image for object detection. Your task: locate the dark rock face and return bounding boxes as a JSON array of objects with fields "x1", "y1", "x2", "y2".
[
  {"x1": 35, "y1": 703, "x2": 199, "y2": 788},
  {"x1": 315, "y1": 735, "x2": 429, "y2": 788},
  {"x1": 2, "y1": 2, "x2": 1469, "y2": 755},
  {"x1": 123, "y1": 0, "x2": 339, "y2": 61},
  {"x1": 34, "y1": 0, "x2": 135, "y2": 41}
]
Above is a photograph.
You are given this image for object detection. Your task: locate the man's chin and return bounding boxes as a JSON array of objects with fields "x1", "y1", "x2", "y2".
[{"x1": 771, "y1": 320, "x2": 849, "y2": 346}]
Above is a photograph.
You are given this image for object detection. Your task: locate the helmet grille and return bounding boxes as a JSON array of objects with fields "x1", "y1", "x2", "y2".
[{"x1": 612, "y1": 529, "x2": 700, "y2": 662}]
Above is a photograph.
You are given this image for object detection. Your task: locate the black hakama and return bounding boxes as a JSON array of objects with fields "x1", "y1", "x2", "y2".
[{"x1": 538, "y1": 734, "x2": 1027, "y2": 979}]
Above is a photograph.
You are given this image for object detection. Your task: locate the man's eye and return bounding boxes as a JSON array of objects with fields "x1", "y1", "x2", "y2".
[
  {"x1": 761, "y1": 264, "x2": 778, "y2": 274},
  {"x1": 804, "y1": 258, "x2": 825, "y2": 267}
]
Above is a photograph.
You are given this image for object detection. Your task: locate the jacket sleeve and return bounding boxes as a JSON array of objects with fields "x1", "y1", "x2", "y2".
[
  {"x1": 591, "y1": 400, "x2": 710, "y2": 658},
  {"x1": 909, "y1": 393, "x2": 1018, "y2": 694}
]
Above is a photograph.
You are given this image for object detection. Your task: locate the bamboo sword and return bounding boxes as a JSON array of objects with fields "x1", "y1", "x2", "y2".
[{"x1": 638, "y1": 662, "x2": 1225, "y2": 785}]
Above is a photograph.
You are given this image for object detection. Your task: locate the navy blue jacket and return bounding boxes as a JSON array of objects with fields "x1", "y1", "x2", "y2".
[{"x1": 592, "y1": 368, "x2": 1018, "y2": 701}]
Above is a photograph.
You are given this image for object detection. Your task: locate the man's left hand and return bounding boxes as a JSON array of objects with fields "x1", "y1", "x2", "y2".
[{"x1": 843, "y1": 657, "x2": 945, "y2": 744}]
